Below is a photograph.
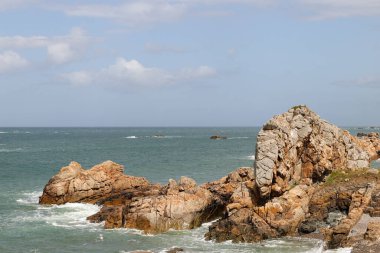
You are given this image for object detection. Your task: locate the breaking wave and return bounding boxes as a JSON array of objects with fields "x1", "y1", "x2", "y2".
[
  {"x1": 15, "y1": 191, "x2": 101, "y2": 230},
  {"x1": 125, "y1": 136, "x2": 138, "y2": 139},
  {"x1": 0, "y1": 148, "x2": 23, "y2": 153}
]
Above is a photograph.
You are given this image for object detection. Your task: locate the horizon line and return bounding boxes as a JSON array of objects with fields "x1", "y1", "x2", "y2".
[{"x1": 0, "y1": 125, "x2": 378, "y2": 128}]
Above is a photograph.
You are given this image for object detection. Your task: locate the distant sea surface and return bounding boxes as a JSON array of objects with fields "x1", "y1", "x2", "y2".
[{"x1": 0, "y1": 127, "x2": 378, "y2": 253}]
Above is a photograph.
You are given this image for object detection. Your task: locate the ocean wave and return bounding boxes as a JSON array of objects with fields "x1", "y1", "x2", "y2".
[
  {"x1": 0, "y1": 148, "x2": 23, "y2": 153},
  {"x1": 42, "y1": 203, "x2": 102, "y2": 228},
  {"x1": 111, "y1": 227, "x2": 155, "y2": 237},
  {"x1": 151, "y1": 135, "x2": 183, "y2": 139},
  {"x1": 16, "y1": 191, "x2": 101, "y2": 229},
  {"x1": 0, "y1": 131, "x2": 8, "y2": 134},
  {"x1": 241, "y1": 155, "x2": 255, "y2": 161},
  {"x1": 16, "y1": 191, "x2": 41, "y2": 204},
  {"x1": 125, "y1": 136, "x2": 138, "y2": 139}
]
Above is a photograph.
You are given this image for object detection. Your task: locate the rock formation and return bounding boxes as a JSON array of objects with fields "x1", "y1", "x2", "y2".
[
  {"x1": 39, "y1": 160, "x2": 150, "y2": 204},
  {"x1": 206, "y1": 106, "x2": 380, "y2": 249},
  {"x1": 254, "y1": 105, "x2": 379, "y2": 199},
  {"x1": 39, "y1": 105, "x2": 380, "y2": 251},
  {"x1": 210, "y1": 135, "x2": 227, "y2": 140}
]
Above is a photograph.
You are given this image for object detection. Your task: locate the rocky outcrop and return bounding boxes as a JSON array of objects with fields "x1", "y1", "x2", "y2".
[
  {"x1": 254, "y1": 105, "x2": 380, "y2": 199},
  {"x1": 122, "y1": 177, "x2": 222, "y2": 233},
  {"x1": 39, "y1": 105, "x2": 380, "y2": 251},
  {"x1": 39, "y1": 161, "x2": 150, "y2": 204},
  {"x1": 206, "y1": 106, "x2": 380, "y2": 248},
  {"x1": 206, "y1": 184, "x2": 314, "y2": 242},
  {"x1": 88, "y1": 170, "x2": 258, "y2": 233},
  {"x1": 300, "y1": 172, "x2": 377, "y2": 249},
  {"x1": 203, "y1": 167, "x2": 258, "y2": 207},
  {"x1": 210, "y1": 135, "x2": 227, "y2": 140}
]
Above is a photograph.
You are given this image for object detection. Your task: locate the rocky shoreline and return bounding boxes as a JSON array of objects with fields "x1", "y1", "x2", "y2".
[{"x1": 39, "y1": 106, "x2": 380, "y2": 251}]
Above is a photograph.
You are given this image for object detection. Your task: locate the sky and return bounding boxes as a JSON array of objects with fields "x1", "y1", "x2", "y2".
[{"x1": 0, "y1": 0, "x2": 380, "y2": 127}]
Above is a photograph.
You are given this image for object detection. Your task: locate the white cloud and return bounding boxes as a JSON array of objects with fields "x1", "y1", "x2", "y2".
[
  {"x1": 0, "y1": 0, "x2": 38, "y2": 11},
  {"x1": 47, "y1": 43, "x2": 74, "y2": 64},
  {"x1": 60, "y1": 0, "x2": 276, "y2": 25},
  {"x1": 64, "y1": 1, "x2": 186, "y2": 26},
  {"x1": 0, "y1": 35, "x2": 49, "y2": 48},
  {"x1": 59, "y1": 0, "x2": 380, "y2": 22},
  {"x1": 63, "y1": 57, "x2": 216, "y2": 89},
  {"x1": 0, "y1": 50, "x2": 28, "y2": 73},
  {"x1": 102, "y1": 58, "x2": 174, "y2": 87},
  {"x1": 297, "y1": 0, "x2": 380, "y2": 19},
  {"x1": 0, "y1": 28, "x2": 90, "y2": 64}
]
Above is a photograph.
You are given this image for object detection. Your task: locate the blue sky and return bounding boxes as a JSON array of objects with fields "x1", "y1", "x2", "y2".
[{"x1": 0, "y1": 0, "x2": 380, "y2": 127}]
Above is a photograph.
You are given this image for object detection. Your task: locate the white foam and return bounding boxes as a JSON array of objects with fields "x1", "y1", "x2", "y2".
[
  {"x1": 152, "y1": 135, "x2": 182, "y2": 139},
  {"x1": 16, "y1": 191, "x2": 41, "y2": 204},
  {"x1": 16, "y1": 191, "x2": 101, "y2": 229},
  {"x1": 125, "y1": 136, "x2": 138, "y2": 139},
  {"x1": 0, "y1": 131, "x2": 7, "y2": 134},
  {"x1": 40, "y1": 203, "x2": 101, "y2": 228},
  {"x1": 0, "y1": 148, "x2": 23, "y2": 153},
  {"x1": 122, "y1": 251, "x2": 153, "y2": 253},
  {"x1": 324, "y1": 248, "x2": 352, "y2": 253},
  {"x1": 112, "y1": 228, "x2": 154, "y2": 236},
  {"x1": 247, "y1": 155, "x2": 255, "y2": 160}
]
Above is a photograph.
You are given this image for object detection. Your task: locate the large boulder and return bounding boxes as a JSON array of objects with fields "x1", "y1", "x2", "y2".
[
  {"x1": 254, "y1": 105, "x2": 380, "y2": 199},
  {"x1": 39, "y1": 161, "x2": 150, "y2": 204}
]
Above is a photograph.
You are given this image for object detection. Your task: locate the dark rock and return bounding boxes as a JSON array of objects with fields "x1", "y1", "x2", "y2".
[
  {"x1": 299, "y1": 221, "x2": 317, "y2": 234},
  {"x1": 210, "y1": 135, "x2": 227, "y2": 140},
  {"x1": 166, "y1": 247, "x2": 184, "y2": 253},
  {"x1": 357, "y1": 132, "x2": 380, "y2": 138}
]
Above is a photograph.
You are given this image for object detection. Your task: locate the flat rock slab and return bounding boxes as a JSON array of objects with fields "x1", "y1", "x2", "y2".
[
  {"x1": 349, "y1": 215, "x2": 380, "y2": 238},
  {"x1": 349, "y1": 214, "x2": 371, "y2": 237}
]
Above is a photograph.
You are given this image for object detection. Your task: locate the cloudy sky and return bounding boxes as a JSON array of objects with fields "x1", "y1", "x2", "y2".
[{"x1": 1, "y1": 0, "x2": 379, "y2": 126}]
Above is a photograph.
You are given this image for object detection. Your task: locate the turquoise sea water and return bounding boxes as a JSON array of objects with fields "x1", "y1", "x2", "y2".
[{"x1": 0, "y1": 127, "x2": 377, "y2": 253}]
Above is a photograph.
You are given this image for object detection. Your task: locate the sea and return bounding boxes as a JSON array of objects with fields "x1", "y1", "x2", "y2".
[{"x1": 0, "y1": 127, "x2": 378, "y2": 253}]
